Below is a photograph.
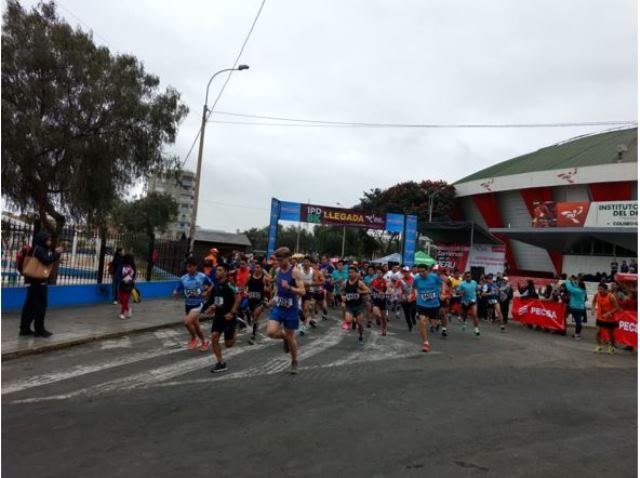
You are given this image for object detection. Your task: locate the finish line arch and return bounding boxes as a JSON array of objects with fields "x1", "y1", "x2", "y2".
[{"x1": 267, "y1": 198, "x2": 418, "y2": 266}]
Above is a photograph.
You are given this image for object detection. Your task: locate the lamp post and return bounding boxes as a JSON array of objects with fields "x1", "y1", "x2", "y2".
[
  {"x1": 189, "y1": 65, "x2": 250, "y2": 252},
  {"x1": 336, "y1": 202, "x2": 346, "y2": 257}
]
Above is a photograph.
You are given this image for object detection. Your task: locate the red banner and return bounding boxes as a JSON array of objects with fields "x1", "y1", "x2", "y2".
[
  {"x1": 300, "y1": 204, "x2": 386, "y2": 230},
  {"x1": 435, "y1": 245, "x2": 469, "y2": 273},
  {"x1": 511, "y1": 297, "x2": 566, "y2": 331},
  {"x1": 598, "y1": 310, "x2": 638, "y2": 348}
]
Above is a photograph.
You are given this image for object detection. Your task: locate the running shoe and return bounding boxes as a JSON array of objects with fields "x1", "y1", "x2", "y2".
[
  {"x1": 235, "y1": 316, "x2": 248, "y2": 328},
  {"x1": 322, "y1": 314, "x2": 328, "y2": 321},
  {"x1": 283, "y1": 338, "x2": 290, "y2": 354},
  {"x1": 608, "y1": 345, "x2": 616, "y2": 355},
  {"x1": 475, "y1": 328, "x2": 480, "y2": 337},
  {"x1": 500, "y1": 325, "x2": 506, "y2": 333},
  {"x1": 309, "y1": 319, "x2": 318, "y2": 329},
  {"x1": 210, "y1": 362, "x2": 227, "y2": 373},
  {"x1": 422, "y1": 341, "x2": 431, "y2": 353},
  {"x1": 290, "y1": 360, "x2": 299, "y2": 374},
  {"x1": 126, "y1": 309, "x2": 133, "y2": 318},
  {"x1": 441, "y1": 329, "x2": 447, "y2": 338},
  {"x1": 187, "y1": 338, "x2": 198, "y2": 350},
  {"x1": 119, "y1": 314, "x2": 126, "y2": 320},
  {"x1": 572, "y1": 334, "x2": 582, "y2": 340},
  {"x1": 248, "y1": 336, "x2": 256, "y2": 345},
  {"x1": 299, "y1": 325, "x2": 306, "y2": 336},
  {"x1": 341, "y1": 321, "x2": 350, "y2": 331},
  {"x1": 358, "y1": 336, "x2": 364, "y2": 346},
  {"x1": 198, "y1": 340, "x2": 210, "y2": 352},
  {"x1": 593, "y1": 345, "x2": 602, "y2": 353}
]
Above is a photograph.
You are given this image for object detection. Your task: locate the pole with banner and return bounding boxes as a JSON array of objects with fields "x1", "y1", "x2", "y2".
[
  {"x1": 402, "y1": 215, "x2": 418, "y2": 266},
  {"x1": 267, "y1": 198, "x2": 281, "y2": 259}
]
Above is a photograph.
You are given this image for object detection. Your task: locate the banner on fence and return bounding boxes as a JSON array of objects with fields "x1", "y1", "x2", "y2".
[
  {"x1": 435, "y1": 245, "x2": 470, "y2": 273},
  {"x1": 598, "y1": 310, "x2": 638, "y2": 348},
  {"x1": 511, "y1": 297, "x2": 566, "y2": 331}
]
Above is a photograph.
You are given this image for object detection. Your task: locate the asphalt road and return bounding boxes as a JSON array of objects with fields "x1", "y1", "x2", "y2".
[{"x1": 2, "y1": 311, "x2": 637, "y2": 478}]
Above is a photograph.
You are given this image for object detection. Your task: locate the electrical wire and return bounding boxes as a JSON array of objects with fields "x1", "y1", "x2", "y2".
[
  {"x1": 181, "y1": 0, "x2": 267, "y2": 168},
  {"x1": 209, "y1": 112, "x2": 637, "y2": 129}
]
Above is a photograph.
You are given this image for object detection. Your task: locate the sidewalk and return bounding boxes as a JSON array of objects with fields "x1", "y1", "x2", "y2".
[{"x1": 2, "y1": 299, "x2": 194, "y2": 360}]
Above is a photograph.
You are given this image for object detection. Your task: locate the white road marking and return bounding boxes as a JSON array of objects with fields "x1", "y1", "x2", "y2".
[
  {"x1": 153, "y1": 329, "x2": 182, "y2": 348},
  {"x1": 100, "y1": 336, "x2": 132, "y2": 350}
]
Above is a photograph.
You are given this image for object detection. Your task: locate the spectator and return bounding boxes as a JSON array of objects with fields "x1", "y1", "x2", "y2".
[
  {"x1": 498, "y1": 276, "x2": 513, "y2": 323},
  {"x1": 610, "y1": 259, "x2": 619, "y2": 280},
  {"x1": 110, "y1": 248, "x2": 124, "y2": 305},
  {"x1": 629, "y1": 259, "x2": 637, "y2": 274},
  {"x1": 519, "y1": 280, "x2": 538, "y2": 299},
  {"x1": 202, "y1": 248, "x2": 219, "y2": 276},
  {"x1": 118, "y1": 254, "x2": 136, "y2": 320},
  {"x1": 19, "y1": 230, "x2": 63, "y2": 337},
  {"x1": 565, "y1": 277, "x2": 587, "y2": 339},
  {"x1": 620, "y1": 260, "x2": 629, "y2": 273}
]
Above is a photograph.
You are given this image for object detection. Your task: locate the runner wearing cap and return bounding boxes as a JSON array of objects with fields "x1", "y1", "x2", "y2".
[
  {"x1": 266, "y1": 247, "x2": 307, "y2": 374},
  {"x1": 411, "y1": 263, "x2": 442, "y2": 352},
  {"x1": 458, "y1": 271, "x2": 480, "y2": 336}
]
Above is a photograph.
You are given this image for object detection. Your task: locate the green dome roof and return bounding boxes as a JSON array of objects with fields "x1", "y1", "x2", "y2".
[{"x1": 455, "y1": 127, "x2": 637, "y2": 184}]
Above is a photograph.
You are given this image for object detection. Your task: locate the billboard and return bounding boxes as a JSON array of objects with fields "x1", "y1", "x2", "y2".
[
  {"x1": 532, "y1": 201, "x2": 637, "y2": 228},
  {"x1": 300, "y1": 204, "x2": 386, "y2": 230}
]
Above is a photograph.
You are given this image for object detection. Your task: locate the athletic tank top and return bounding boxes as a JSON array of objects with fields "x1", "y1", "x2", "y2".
[
  {"x1": 345, "y1": 279, "x2": 362, "y2": 306},
  {"x1": 371, "y1": 278, "x2": 387, "y2": 301},
  {"x1": 247, "y1": 273, "x2": 265, "y2": 301},
  {"x1": 275, "y1": 266, "x2": 297, "y2": 309},
  {"x1": 595, "y1": 292, "x2": 616, "y2": 321}
]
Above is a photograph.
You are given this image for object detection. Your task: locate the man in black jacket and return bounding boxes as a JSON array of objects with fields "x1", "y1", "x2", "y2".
[{"x1": 19, "y1": 231, "x2": 63, "y2": 337}]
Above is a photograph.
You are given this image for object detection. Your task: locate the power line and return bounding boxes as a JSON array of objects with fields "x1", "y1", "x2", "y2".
[
  {"x1": 181, "y1": 0, "x2": 267, "y2": 168},
  {"x1": 210, "y1": 111, "x2": 637, "y2": 129},
  {"x1": 55, "y1": 1, "x2": 116, "y2": 50}
]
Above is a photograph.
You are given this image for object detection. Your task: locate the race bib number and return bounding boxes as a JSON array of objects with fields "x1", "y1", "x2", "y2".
[
  {"x1": 310, "y1": 286, "x2": 321, "y2": 293},
  {"x1": 373, "y1": 292, "x2": 386, "y2": 300},
  {"x1": 214, "y1": 296, "x2": 224, "y2": 306},
  {"x1": 248, "y1": 291, "x2": 262, "y2": 300},
  {"x1": 275, "y1": 296, "x2": 294, "y2": 308},
  {"x1": 185, "y1": 288, "x2": 202, "y2": 298},
  {"x1": 420, "y1": 291, "x2": 437, "y2": 302},
  {"x1": 345, "y1": 293, "x2": 360, "y2": 301}
]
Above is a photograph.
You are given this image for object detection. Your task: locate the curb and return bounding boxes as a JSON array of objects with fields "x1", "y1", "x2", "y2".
[{"x1": 2, "y1": 317, "x2": 213, "y2": 361}]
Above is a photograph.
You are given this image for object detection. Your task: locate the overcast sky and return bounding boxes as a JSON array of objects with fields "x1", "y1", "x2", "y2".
[{"x1": 12, "y1": 0, "x2": 639, "y2": 231}]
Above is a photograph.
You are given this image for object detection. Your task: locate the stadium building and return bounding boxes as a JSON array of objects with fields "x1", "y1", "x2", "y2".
[{"x1": 453, "y1": 127, "x2": 638, "y2": 277}]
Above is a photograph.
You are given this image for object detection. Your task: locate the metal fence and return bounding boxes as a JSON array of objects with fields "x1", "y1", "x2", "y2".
[{"x1": 1, "y1": 219, "x2": 189, "y2": 288}]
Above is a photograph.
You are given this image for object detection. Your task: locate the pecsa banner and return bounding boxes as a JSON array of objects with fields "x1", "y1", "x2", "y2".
[
  {"x1": 435, "y1": 245, "x2": 470, "y2": 273},
  {"x1": 598, "y1": 310, "x2": 638, "y2": 348},
  {"x1": 300, "y1": 204, "x2": 386, "y2": 230},
  {"x1": 511, "y1": 297, "x2": 566, "y2": 331}
]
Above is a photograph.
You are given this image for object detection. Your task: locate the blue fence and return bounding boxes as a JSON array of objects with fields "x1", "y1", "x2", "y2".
[{"x1": 2, "y1": 280, "x2": 178, "y2": 313}]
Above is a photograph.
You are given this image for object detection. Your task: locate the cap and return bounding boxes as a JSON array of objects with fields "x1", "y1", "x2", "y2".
[
  {"x1": 402, "y1": 266, "x2": 411, "y2": 272},
  {"x1": 274, "y1": 247, "x2": 292, "y2": 258},
  {"x1": 432, "y1": 264, "x2": 441, "y2": 271}
]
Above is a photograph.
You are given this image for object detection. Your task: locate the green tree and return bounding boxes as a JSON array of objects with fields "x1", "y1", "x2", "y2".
[
  {"x1": 1, "y1": 1, "x2": 188, "y2": 239},
  {"x1": 112, "y1": 192, "x2": 178, "y2": 238}
]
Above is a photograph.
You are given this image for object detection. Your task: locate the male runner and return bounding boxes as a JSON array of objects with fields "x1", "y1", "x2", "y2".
[
  {"x1": 412, "y1": 263, "x2": 442, "y2": 352},
  {"x1": 173, "y1": 257, "x2": 212, "y2": 351},
  {"x1": 310, "y1": 261, "x2": 327, "y2": 321},
  {"x1": 481, "y1": 274, "x2": 505, "y2": 332},
  {"x1": 234, "y1": 256, "x2": 252, "y2": 328},
  {"x1": 266, "y1": 247, "x2": 307, "y2": 374},
  {"x1": 459, "y1": 271, "x2": 481, "y2": 336},
  {"x1": 436, "y1": 266, "x2": 451, "y2": 337},
  {"x1": 343, "y1": 266, "x2": 371, "y2": 345},
  {"x1": 363, "y1": 265, "x2": 377, "y2": 327},
  {"x1": 204, "y1": 264, "x2": 241, "y2": 373},
  {"x1": 246, "y1": 260, "x2": 270, "y2": 345},
  {"x1": 449, "y1": 270, "x2": 463, "y2": 322},
  {"x1": 384, "y1": 264, "x2": 402, "y2": 319},
  {"x1": 370, "y1": 267, "x2": 389, "y2": 336},
  {"x1": 397, "y1": 266, "x2": 417, "y2": 332},
  {"x1": 592, "y1": 283, "x2": 621, "y2": 354},
  {"x1": 332, "y1": 260, "x2": 349, "y2": 321},
  {"x1": 299, "y1": 256, "x2": 318, "y2": 335}
]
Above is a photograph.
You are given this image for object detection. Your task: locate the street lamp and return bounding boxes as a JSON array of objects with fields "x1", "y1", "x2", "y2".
[
  {"x1": 427, "y1": 185, "x2": 448, "y2": 223},
  {"x1": 189, "y1": 65, "x2": 250, "y2": 251}
]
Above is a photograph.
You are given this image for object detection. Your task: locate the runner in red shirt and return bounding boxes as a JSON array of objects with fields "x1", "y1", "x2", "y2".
[
  {"x1": 396, "y1": 267, "x2": 417, "y2": 332},
  {"x1": 371, "y1": 267, "x2": 389, "y2": 336}
]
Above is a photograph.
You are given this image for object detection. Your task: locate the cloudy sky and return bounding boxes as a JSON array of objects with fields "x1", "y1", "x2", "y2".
[{"x1": 13, "y1": 0, "x2": 638, "y2": 231}]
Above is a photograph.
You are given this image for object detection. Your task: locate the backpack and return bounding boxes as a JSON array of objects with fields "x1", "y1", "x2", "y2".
[{"x1": 16, "y1": 245, "x2": 32, "y2": 275}]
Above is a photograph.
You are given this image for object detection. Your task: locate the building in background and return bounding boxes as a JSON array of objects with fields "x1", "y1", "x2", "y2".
[
  {"x1": 453, "y1": 127, "x2": 638, "y2": 277},
  {"x1": 193, "y1": 229, "x2": 252, "y2": 266},
  {"x1": 147, "y1": 169, "x2": 196, "y2": 240}
]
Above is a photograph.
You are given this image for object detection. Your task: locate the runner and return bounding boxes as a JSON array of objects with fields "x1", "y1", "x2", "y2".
[
  {"x1": 299, "y1": 256, "x2": 318, "y2": 335},
  {"x1": 204, "y1": 264, "x2": 241, "y2": 373},
  {"x1": 322, "y1": 269, "x2": 334, "y2": 318},
  {"x1": 363, "y1": 265, "x2": 377, "y2": 328},
  {"x1": 266, "y1": 247, "x2": 307, "y2": 374},
  {"x1": 342, "y1": 266, "x2": 371, "y2": 345},
  {"x1": 384, "y1": 264, "x2": 402, "y2": 319},
  {"x1": 234, "y1": 256, "x2": 252, "y2": 328},
  {"x1": 370, "y1": 267, "x2": 389, "y2": 335},
  {"x1": 246, "y1": 260, "x2": 270, "y2": 345},
  {"x1": 397, "y1": 266, "x2": 417, "y2": 332},
  {"x1": 481, "y1": 274, "x2": 505, "y2": 332},
  {"x1": 437, "y1": 266, "x2": 451, "y2": 337},
  {"x1": 458, "y1": 271, "x2": 481, "y2": 336},
  {"x1": 449, "y1": 270, "x2": 463, "y2": 322},
  {"x1": 310, "y1": 261, "x2": 327, "y2": 321},
  {"x1": 592, "y1": 283, "x2": 622, "y2": 354},
  {"x1": 173, "y1": 257, "x2": 212, "y2": 351},
  {"x1": 412, "y1": 264, "x2": 441, "y2": 352},
  {"x1": 332, "y1": 260, "x2": 349, "y2": 324}
]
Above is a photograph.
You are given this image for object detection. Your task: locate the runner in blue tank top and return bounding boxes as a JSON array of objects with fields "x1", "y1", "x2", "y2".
[
  {"x1": 481, "y1": 274, "x2": 505, "y2": 332},
  {"x1": 266, "y1": 247, "x2": 307, "y2": 374},
  {"x1": 173, "y1": 257, "x2": 213, "y2": 351},
  {"x1": 457, "y1": 271, "x2": 481, "y2": 336},
  {"x1": 411, "y1": 264, "x2": 442, "y2": 353}
]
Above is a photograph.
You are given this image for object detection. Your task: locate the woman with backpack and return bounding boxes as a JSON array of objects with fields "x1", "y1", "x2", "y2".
[
  {"x1": 110, "y1": 248, "x2": 125, "y2": 304},
  {"x1": 118, "y1": 254, "x2": 136, "y2": 320}
]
